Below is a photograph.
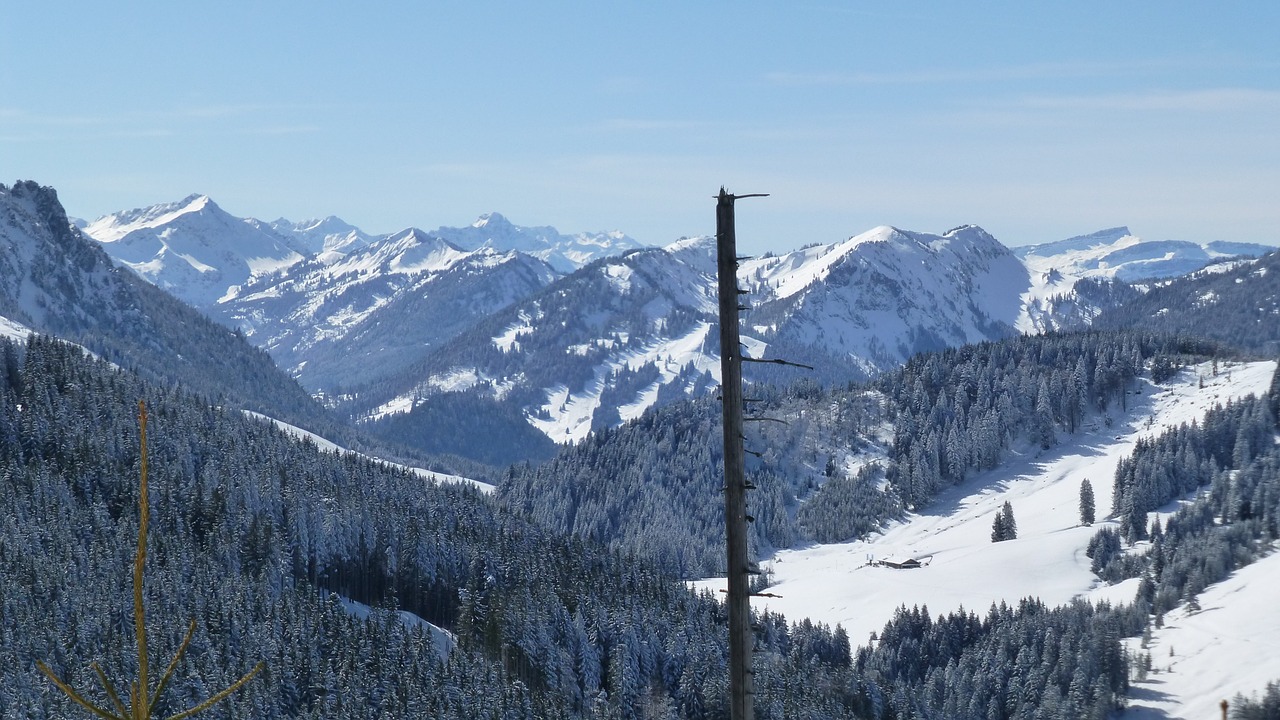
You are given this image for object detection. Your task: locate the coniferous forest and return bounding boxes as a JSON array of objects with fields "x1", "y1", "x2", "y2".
[{"x1": 1, "y1": 332, "x2": 1170, "y2": 719}]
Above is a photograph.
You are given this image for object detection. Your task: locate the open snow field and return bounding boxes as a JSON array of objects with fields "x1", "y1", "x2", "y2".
[{"x1": 697, "y1": 359, "x2": 1278, "y2": 718}]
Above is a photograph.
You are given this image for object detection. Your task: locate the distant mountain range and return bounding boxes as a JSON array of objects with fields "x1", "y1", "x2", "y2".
[
  {"x1": 80, "y1": 195, "x2": 642, "y2": 310},
  {"x1": 67, "y1": 190, "x2": 1279, "y2": 464},
  {"x1": 220, "y1": 228, "x2": 560, "y2": 393},
  {"x1": 1015, "y1": 225, "x2": 1266, "y2": 283}
]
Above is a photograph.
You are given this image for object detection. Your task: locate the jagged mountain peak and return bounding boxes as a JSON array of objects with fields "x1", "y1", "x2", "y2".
[
  {"x1": 4, "y1": 180, "x2": 76, "y2": 237},
  {"x1": 269, "y1": 214, "x2": 372, "y2": 258},
  {"x1": 472, "y1": 211, "x2": 512, "y2": 229},
  {"x1": 434, "y1": 213, "x2": 645, "y2": 273},
  {"x1": 83, "y1": 193, "x2": 305, "y2": 309},
  {"x1": 84, "y1": 193, "x2": 219, "y2": 243},
  {"x1": 293, "y1": 215, "x2": 357, "y2": 234}
]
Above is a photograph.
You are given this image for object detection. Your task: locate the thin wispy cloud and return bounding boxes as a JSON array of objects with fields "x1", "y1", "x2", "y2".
[
  {"x1": 1019, "y1": 88, "x2": 1280, "y2": 112},
  {"x1": 0, "y1": 103, "x2": 330, "y2": 129},
  {"x1": 244, "y1": 125, "x2": 321, "y2": 136},
  {"x1": 597, "y1": 118, "x2": 713, "y2": 132},
  {"x1": 764, "y1": 59, "x2": 1192, "y2": 87}
]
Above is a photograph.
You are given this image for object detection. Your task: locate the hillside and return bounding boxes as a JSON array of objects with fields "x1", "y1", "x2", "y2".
[
  {"x1": 1093, "y1": 248, "x2": 1280, "y2": 355},
  {"x1": 500, "y1": 331, "x2": 1229, "y2": 577},
  {"x1": 0, "y1": 181, "x2": 333, "y2": 434},
  {"x1": 3, "y1": 330, "x2": 1150, "y2": 720},
  {"x1": 691, "y1": 358, "x2": 1278, "y2": 718}
]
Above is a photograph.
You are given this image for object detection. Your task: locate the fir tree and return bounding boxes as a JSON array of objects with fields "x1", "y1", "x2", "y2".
[
  {"x1": 991, "y1": 501, "x2": 1018, "y2": 542},
  {"x1": 1080, "y1": 479, "x2": 1096, "y2": 526},
  {"x1": 1002, "y1": 501, "x2": 1017, "y2": 540}
]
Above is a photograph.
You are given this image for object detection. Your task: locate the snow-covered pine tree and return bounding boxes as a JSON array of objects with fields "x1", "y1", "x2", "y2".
[{"x1": 1080, "y1": 479, "x2": 1096, "y2": 526}]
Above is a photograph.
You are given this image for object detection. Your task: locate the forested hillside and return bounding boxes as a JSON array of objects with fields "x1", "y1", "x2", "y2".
[
  {"x1": 1, "y1": 332, "x2": 1164, "y2": 718},
  {"x1": 0, "y1": 334, "x2": 868, "y2": 718},
  {"x1": 501, "y1": 330, "x2": 1233, "y2": 578},
  {"x1": 1093, "y1": 249, "x2": 1280, "y2": 355}
]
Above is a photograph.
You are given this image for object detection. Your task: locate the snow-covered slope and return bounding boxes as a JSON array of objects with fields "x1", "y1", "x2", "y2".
[
  {"x1": 83, "y1": 194, "x2": 306, "y2": 308},
  {"x1": 1016, "y1": 227, "x2": 1275, "y2": 333},
  {"x1": 697, "y1": 359, "x2": 1276, "y2": 719},
  {"x1": 1122, "y1": 549, "x2": 1280, "y2": 720},
  {"x1": 1016, "y1": 227, "x2": 1272, "y2": 284},
  {"x1": 218, "y1": 228, "x2": 560, "y2": 392},
  {"x1": 268, "y1": 215, "x2": 375, "y2": 259},
  {"x1": 356, "y1": 243, "x2": 721, "y2": 444},
  {"x1": 0, "y1": 315, "x2": 30, "y2": 342},
  {"x1": 243, "y1": 410, "x2": 494, "y2": 494},
  {"x1": 741, "y1": 224, "x2": 1029, "y2": 378},
  {"x1": 431, "y1": 212, "x2": 645, "y2": 273}
]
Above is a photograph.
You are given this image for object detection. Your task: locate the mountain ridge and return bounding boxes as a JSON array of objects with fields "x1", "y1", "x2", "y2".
[
  {"x1": 77, "y1": 190, "x2": 1280, "y2": 464},
  {"x1": 0, "y1": 180, "x2": 333, "y2": 432}
]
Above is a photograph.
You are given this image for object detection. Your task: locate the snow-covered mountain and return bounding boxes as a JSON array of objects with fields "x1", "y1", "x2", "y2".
[
  {"x1": 741, "y1": 224, "x2": 1029, "y2": 379},
  {"x1": 268, "y1": 215, "x2": 375, "y2": 259},
  {"x1": 351, "y1": 224, "x2": 1031, "y2": 450},
  {"x1": 1016, "y1": 226, "x2": 1273, "y2": 284},
  {"x1": 351, "y1": 243, "x2": 722, "y2": 445},
  {"x1": 1015, "y1": 227, "x2": 1276, "y2": 333},
  {"x1": 431, "y1": 212, "x2": 644, "y2": 273},
  {"x1": 0, "y1": 181, "x2": 329, "y2": 428},
  {"x1": 217, "y1": 228, "x2": 560, "y2": 392},
  {"x1": 1090, "y1": 245, "x2": 1280, "y2": 355},
  {"x1": 84, "y1": 198, "x2": 644, "y2": 310},
  {"x1": 82, "y1": 194, "x2": 306, "y2": 309},
  {"x1": 76, "y1": 190, "x2": 1280, "y2": 463},
  {"x1": 352, "y1": 221, "x2": 1275, "y2": 458}
]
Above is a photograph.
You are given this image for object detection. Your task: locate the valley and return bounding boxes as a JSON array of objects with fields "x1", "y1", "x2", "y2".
[{"x1": 2, "y1": 178, "x2": 1278, "y2": 718}]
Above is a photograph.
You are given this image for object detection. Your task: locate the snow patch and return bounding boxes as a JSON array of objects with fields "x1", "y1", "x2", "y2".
[
  {"x1": 329, "y1": 593, "x2": 456, "y2": 661},
  {"x1": 0, "y1": 315, "x2": 31, "y2": 342},
  {"x1": 243, "y1": 410, "x2": 494, "y2": 493}
]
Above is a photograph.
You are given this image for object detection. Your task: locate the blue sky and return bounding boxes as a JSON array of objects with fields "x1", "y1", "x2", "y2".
[{"x1": 3, "y1": 2, "x2": 1278, "y2": 255}]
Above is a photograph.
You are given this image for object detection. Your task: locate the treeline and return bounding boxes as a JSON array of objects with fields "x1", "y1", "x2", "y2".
[
  {"x1": 1090, "y1": 382, "x2": 1280, "y2": 612},
  {"x1": 1232, "y1": 682, "x2": 1280, "y2": 720},
  {"x1": 1, "y1": 332, "x2": 1185, "y2": 719},
  {"x1": 2, "y1": 332, "x2": 1154, "y2": 718},
  {"x1": 1110, "y1": 393, "x2": 1276, "y2": 543},
  {"x1": 499, "y1": 397, "x2": 800, "y2": 577}
]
